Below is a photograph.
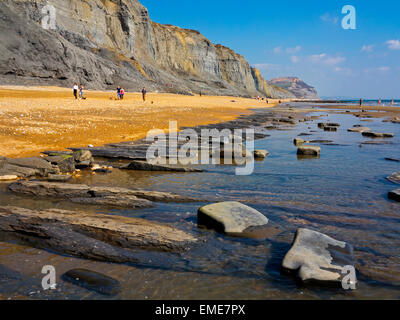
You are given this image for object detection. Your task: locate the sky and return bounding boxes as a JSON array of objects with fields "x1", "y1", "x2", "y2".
[{"x1": 140, "y1": 0, "x2": 400, "y2": 99}]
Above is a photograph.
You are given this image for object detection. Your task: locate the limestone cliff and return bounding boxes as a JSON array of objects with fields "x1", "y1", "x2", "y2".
[
  {"x1": 0, "y1": 0, "x2": 293, "y2": 98},
  {"x1": 268, "y1": 77, "x2": 319, "y2": 99}
]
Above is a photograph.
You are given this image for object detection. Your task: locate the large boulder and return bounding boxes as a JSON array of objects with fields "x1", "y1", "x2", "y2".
[
  {"x1": 44, "y1": 155, "x2": 75, "y2": 173},
  {"x1": 297, "y1": 146, "x2": 321, "y2": 156},
  {"x1": 281, "y1": 228, "x2": 356, "y2": 286},
  {"x1": 198, "y1": 201, "x2": 269, "y2": 235}
]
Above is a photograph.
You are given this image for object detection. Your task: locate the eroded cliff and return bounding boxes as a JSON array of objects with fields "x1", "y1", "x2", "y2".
[{"x1": 0, "y1": 0, "x2": 293, "y2": 98}]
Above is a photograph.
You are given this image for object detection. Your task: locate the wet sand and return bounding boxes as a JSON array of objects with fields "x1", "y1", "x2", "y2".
[{"x1": 0, "y1": 86, "x2": 286, "y2": 158}]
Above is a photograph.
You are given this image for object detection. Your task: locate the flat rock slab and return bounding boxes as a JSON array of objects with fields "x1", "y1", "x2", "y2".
[
  {"x1": 282, "y1": 228, "x2": 355, "y2": 286},
  {"x1": 198, "y1": 201, "x2": 269, "y2": 235},
  {"x1": 297, "y1": 146, "x2": 321, "y2": 156},
  {"x1": 47, "y1": 174, "x2": 72, "y2": 182},
  {"x1": 0, "y1": 175, "x2": 18, "y2": 181},
  {"x1": 362, "y1": 132, "x2": 394, "y2": 138},
  {"x1": 388, "y1": 189, "x2": 400, "y2": 202},
  {"x1": 348, "y1": 127, "x2": 371, "y2": 133},
  {"x1": 8, "y1": 181, "x2": 197, "y2": 208},
  {"x1": 62, "y1": 269, "x2": 121, "y2": 296},
  {"x1": 387, "y1": 172, "x2": 400, "y2": 185},
  {"x1": 123, "y1": 160, "x2": 203, "y2": 172},
  {"x1": 0, "y1": 157, "x2": 59, "y2": 178},
  {"x1": 385, "y1": 158, "x2": 400, "y2": 162},
  {"x1": 0, "y1": 206, "x2": 198, "y2": 258}
]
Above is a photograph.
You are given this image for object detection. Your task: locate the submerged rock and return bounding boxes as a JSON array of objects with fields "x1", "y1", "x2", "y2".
[
  {"x1": 297, "y1": 146, "x2": 321, "y2": 156},
  {"x1": 198, "y1": 201, "x2": 269, "y2": 235},
  {"x1": 124, "y1": 160, "x2": 202, "y2": 172},
  {"x1": 385, "y1": 158, "x2": 400, "y2": 162},
  {"x1": 362, "y1": 132, "x2": 394, "y2": 138},
  {"x1": 281, "y1": 228, "x2": 356, "y2": 286},
  {"x1": 324, "y1": 126, "x2": 338, "y2": 132},
  {"x1": 388, "y1": 189, "x2": 400, "y2": 202},
  {"x1": 347, "y1": 127, "x2": 371, "y2": 133},
  {"x1": 8, "y1": 181, "x2": 196, "y2": 208},
  {"x1": 47, "y1": 174, "x2": 72, "y2": 182},
  {"x1": 0, "y1": 206, "x2": 198, "y2": 257},
  {"x1": 62, "y1": 269, "x2": 121, "y2": 296}
]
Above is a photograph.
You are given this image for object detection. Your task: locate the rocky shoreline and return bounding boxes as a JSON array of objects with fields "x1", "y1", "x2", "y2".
[{"x1": 1, "y1": 103, "x2": 399, "y2": 295}]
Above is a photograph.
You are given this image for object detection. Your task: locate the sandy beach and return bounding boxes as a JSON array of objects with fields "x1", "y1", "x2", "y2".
[{"x1": 0, "y1": 86, "x2": 285, "y2": 158}]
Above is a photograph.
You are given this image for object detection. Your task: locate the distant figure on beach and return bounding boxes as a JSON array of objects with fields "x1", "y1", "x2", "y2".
[
  {"x1": 79, "y1": 84, "x2": 84, "y2": 99},
  {"x1": 117, "y1": 86, "x2": 121, "y2": 100},
  {"x1": 200, "y1": 91, "x2": 202, "y2": 97},
  {"x1": 73, "y1": 82, "x2": 78, "y2": 100},
  {"x1": 142, "y1": 87, "x2": 147, "y2": 102},
  {"x1": 359, "y1": 98, "x2": 363, "y2": 107},
  {"x1": 120, "y1": 88, "x2": 125, "y2": 100},
  {"x1": 378, "y1": 99, "x2": 382, "y2": 106},
  {"x1": 391, "y1": 99, "x2": 394, "y2": 106}
]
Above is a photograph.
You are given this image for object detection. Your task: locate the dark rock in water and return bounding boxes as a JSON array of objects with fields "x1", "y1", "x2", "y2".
[
  {"x1": 62, "y1": 269, "x2": 121, "y2": 296},
  {"x1": 281, "y1": 228, "x2": 356, "y2": 286},
  {"x1": 388, "y1": 189, "x2": 400, "y2": 202},
  {"x1": 0, "y1": 206, "x2": 198, "y2": 257},
  {"x1": 93, "y1": 168, "x2": 112, "y2": 173},
  {"x1": 387, "y1": 172, "x2": 400, "y2": 185},
  {"x1": 324, "y1": 126, "x2": 338, "y2": 132},
  {"x1": 362, "y1": 132, "x2": 394, "y2": 138},
  {"x1": 385, "y1": 158, "x2": 400, "y2": 162},
  {"x1": 124, "y1": 160, "x2": 203, "y2": 172},
  {"x1": 44, "y1": 155, "x2": 75, "y2": 173},
  {"x1": 198, "y1": 201, "x2": 269, "y2": 236},
  {"x1": 309, "y1": 140, "x2": 333, "y2": 144},
  {"x1": 297, "y1": 146, "x2": 321, "y2": 156},
  {"x1": 362, "y1": 140, "x2": 393, "y2": 145},
  {"x1": 298, "y1": 133, "x2": 312, "y2": 137},
  {"x1": 47, "y1": 174, "x2": 72, "y2": 182},
  {"x1": 318, "y1": 123, "x2": 340, "y2": 129},
  {"x1": 8, "y1": 181, "x2": 196, "y2": 207}
]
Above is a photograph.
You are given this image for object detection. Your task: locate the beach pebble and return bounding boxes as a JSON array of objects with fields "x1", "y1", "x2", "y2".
[
  {"x1": 281, "y1": 228, "x2": 356, "y2": 286},
  {"x1": 198, "y1": 201, "x2": 269, "y2": 235}
]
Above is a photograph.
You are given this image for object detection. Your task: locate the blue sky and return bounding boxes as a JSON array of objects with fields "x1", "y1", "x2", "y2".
[{"x1": 140, "y1": 0, "x2": 400, "y2": 99}]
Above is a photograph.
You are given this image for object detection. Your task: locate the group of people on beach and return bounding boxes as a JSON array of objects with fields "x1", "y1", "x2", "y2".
[
  {"x1": 72, "y1": 83, "x2": 148, "y2": 101},
  {"x1": 73, "y1": 83, "x2": 85, "y2": 100},
  {"x1": 360, "y1": 98, "x2": 395, "y2": 107}
]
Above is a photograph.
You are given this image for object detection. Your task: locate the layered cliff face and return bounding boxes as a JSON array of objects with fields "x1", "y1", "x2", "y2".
[
  {"x1": 268, "y1": 77, "x2": 319, "y2": 99},
  {"x1": 0, "y1": 0, "x2": 293, "y2": 98}
]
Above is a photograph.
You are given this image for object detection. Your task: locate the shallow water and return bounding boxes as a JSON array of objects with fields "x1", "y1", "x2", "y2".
[{"x1": 0, "y1": 107, "x2": 400, "y2": 300}]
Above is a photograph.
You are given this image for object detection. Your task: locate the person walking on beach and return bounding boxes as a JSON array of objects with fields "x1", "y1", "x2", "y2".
[
  {"x1": 120, "y1": 88, "x2": 125, "y2": 100},
  {"x1": 117, "y1": 86, "x2": 121, "y2": 100},
  {"x1": 391, "y1": 99, "x2": 394, "y2": 107},
  {"x1": 359, "y1": 98, "x2": 363, "y2": 107},
  {"x1": 79, "y1": 84, "x2": 84, "y2": 100},
  {"x1": 73, "y1": 82, "x2": 78, "y2": 100},
  {"x1": 142, "y1": 87, "x2": 147, "y2": 102}
]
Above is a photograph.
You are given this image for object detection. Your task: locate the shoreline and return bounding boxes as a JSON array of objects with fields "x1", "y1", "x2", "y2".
[{"x1": 0, "y1": 86, "x2": 288, "y2": 158}]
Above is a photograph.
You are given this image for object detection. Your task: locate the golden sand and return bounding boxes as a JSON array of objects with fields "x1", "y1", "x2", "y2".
[{"x1": 0, "y1": 86, "x2": 284, "y2": 158}]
